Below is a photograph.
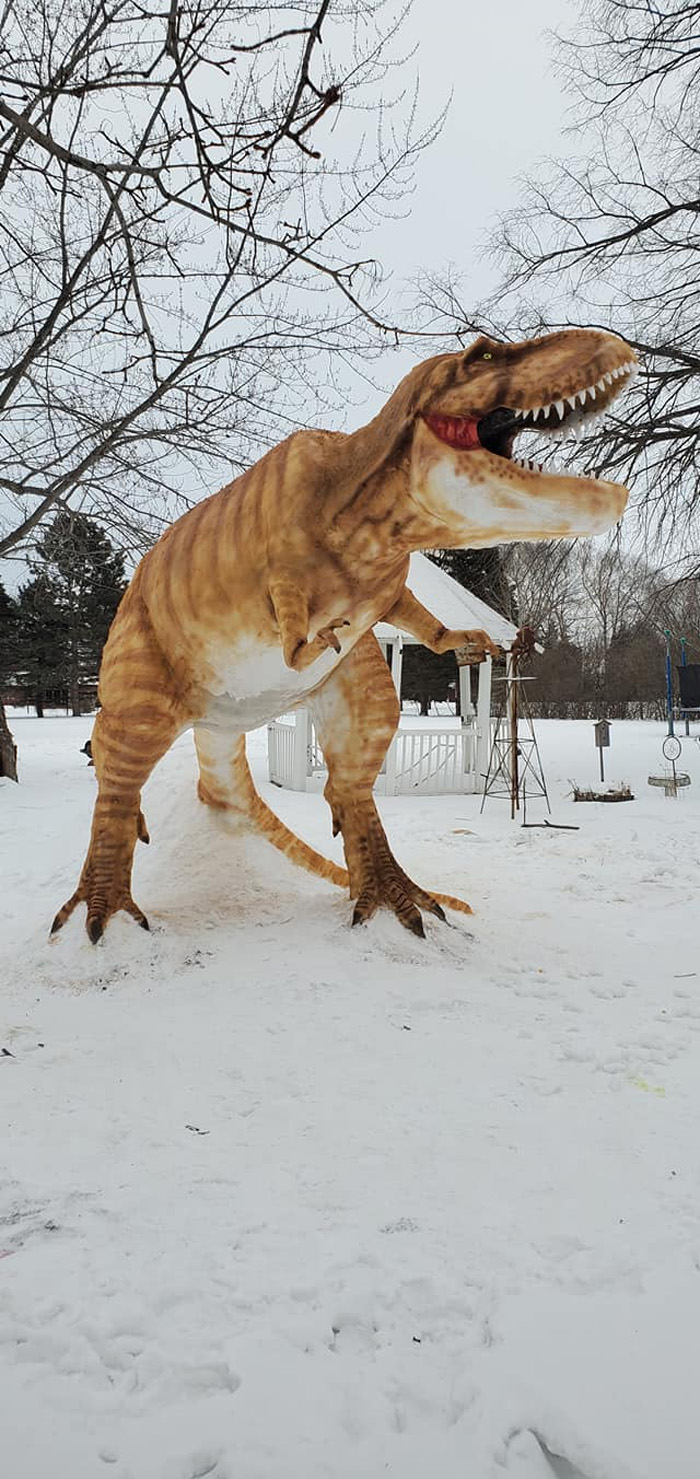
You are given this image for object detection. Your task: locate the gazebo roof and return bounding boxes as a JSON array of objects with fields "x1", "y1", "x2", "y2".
[{"x1": 374, "y1": 552, "x2": 519, "y2": 650}]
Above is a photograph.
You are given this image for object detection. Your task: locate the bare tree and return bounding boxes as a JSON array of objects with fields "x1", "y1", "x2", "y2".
[
  {"x1": 0, "y1": 0, "x2": 434, "y2": 563},
  {"x1": 503, "y1": 540, "x2": 579, "y2": 641},
  {"x1": 420, "y1": 2, "x2": 700, "y2": 551},
  {"x1": 507, "y1": 535, "x2": 700, "y2": 719}
]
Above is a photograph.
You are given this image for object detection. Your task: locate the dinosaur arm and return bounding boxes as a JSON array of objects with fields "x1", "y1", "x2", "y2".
[
  {"x1": 383, "y1": 586, "x2": 502, "y2": 659},
  {"x1": 268, "y1": 575, "x2": 349, "y2": 672}
]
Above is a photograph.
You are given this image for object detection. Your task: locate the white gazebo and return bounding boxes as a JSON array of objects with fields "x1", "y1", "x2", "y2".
[{"x1": 268, "y1": 552, "x2": 519, "y2": 796}]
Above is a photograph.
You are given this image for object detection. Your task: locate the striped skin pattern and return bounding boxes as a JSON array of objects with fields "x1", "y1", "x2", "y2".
[{"x1": 52, "y1": 329, "x2": 635, "y2": 942}]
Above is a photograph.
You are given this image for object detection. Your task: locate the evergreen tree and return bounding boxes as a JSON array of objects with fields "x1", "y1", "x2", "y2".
[
  {"x1": 15, "y1": 512, "x2": 126, "y2": 716},
  {"x1": 0, "y1": 581, "x2": 20, "y2": 779},
  {"x1": 0, "y1": 580, "x2": 20, "y2": 686}
]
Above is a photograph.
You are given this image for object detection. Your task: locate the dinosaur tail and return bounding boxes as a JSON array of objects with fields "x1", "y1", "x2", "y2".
[
  {"x1": 198, "y1": 735, "x2": 349, "y2": 889},
  {"x1": 431, "y1": 891, "x2": 473, "y2": 916},
  {"x1": 198, "y1": 734, "x2": 471, "y2": 914},
  {"x1": 244, "y1": 787, "x2": 472, "y2": 913},
  {"x1": 245, "y1": 787, "x2": 350, "y2": 888}
]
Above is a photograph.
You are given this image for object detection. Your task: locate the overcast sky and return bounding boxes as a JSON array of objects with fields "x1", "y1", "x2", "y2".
[
  {"x1": 382, "y1": 0, "x2": 574, "y2": 282},
  {"x1": 337, "y1": 0, "x2": 577, "y2": 420}
]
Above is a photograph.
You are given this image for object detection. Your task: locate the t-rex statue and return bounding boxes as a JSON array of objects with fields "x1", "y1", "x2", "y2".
[{"x1": 52, "y1": 329, "x2": 637, "y2": 943}]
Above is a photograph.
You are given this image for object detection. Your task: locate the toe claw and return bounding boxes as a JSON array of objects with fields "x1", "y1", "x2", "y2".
[
  {"x1": 406, "y1": 911, "x2": 425, "y2": 939},
  {"x1": 50, "y1": 891, "x2": 81, "y2": 936},
  {"x1": 87, "y1": 916, "x2": 104, "y2": 944},
  {"x1": 121, "y1": 901, "x2": 151, "y2": 932}
]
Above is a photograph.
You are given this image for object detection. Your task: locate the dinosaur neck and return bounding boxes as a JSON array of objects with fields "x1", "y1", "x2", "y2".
[{"x1": 324, "y1": 400, "x2": 453, "y2": 563}]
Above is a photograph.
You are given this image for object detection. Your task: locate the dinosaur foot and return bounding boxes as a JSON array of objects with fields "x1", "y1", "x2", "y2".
[
  {"x1": 334, "y1": 799, "x2": 471, "y2": 938},
  {"x1": 51, "y1": 818, "x2": 150, "y2": 943},
  {"x1": 51, "y1": 884, "x2": 150, "y2": 943}
]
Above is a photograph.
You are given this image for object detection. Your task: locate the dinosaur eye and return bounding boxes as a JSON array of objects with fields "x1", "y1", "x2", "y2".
[{"x1": 482, "y1": 352, "x2": 492, "y2": 360}]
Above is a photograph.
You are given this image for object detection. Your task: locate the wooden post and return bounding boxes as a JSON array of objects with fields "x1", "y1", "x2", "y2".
[
  {"x1": 475, "y1": 655, "x2": 492, "y2": 782},
  {"x1": 390, "y1": 634, "x2": 403, "y2": 699},
  {"x1": 458, "y1": 661, "x2": 474, "y2": 723},
  {"x1": 384, "y1": 634, "x2": 403, "y2": 797},
  {"x1": 292, "y1": 707, "x2": 309, "y2": 791}
]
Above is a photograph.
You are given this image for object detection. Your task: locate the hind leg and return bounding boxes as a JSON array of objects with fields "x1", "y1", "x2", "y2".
[
  {"x1": 194, "y1": 725, "x2": 249, "y2": 816},
  {"x1": 309, "y1": 632, "x2": 471, "y2": 937},
  {"x1": 194, "y1": 722, "x2": 349, "y2": 889},
  {"x1": 52, "y1": 594, "x2": 190, "y2": 942}
]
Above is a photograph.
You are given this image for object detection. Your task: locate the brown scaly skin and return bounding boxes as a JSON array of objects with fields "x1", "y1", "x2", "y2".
[{"x1": 52, "y1": 329, "x2": 636, "y2": 942}]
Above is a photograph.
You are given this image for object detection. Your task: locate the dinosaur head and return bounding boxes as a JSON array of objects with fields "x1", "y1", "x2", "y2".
[{"x1": 404, "y1": 329, "x2": 636, "y2": 547}]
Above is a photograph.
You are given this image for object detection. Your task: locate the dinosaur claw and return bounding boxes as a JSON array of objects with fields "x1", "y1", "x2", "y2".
[
  {"x1": 50, "y1": 891, "x2": 81, "y2": 936},
  {"x1": 406, "y1": 911, "x2": 426, "y2": 939},
  {"x1": 429, "y1": 901, "x2": 447, "y2": 923},
  {"x1": 87, "y1": 916, "x2": 104, "y2": 944},
  {"x1": 124, "y1": 900, "x2": 150, "y2": 931}
]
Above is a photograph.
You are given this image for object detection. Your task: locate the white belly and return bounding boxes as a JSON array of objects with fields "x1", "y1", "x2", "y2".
[{"x1": 200, "y1": 635, "x2": 343, "y2": 730}]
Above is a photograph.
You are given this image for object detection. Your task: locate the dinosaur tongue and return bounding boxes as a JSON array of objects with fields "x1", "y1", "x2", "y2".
[{"x1": 423, "y1": 414, "x2": 481, "y2": 450}]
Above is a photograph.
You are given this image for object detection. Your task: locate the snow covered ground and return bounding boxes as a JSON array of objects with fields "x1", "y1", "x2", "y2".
[{"x1": 2, "y1": 712, "x2": 700, "y2": 1479}]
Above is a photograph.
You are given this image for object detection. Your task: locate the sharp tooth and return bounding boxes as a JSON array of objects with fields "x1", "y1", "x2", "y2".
[
  {"x1": 531, "y1": 406, "x2": 541, "y2": 422},
  {"x1": 555, "y1": 399, "x2": 565, "y2": 420},
  {"x1": 595, "y1": 377, "x2": 606, "y2": 392},
  {"x1": 541, "y1": 402, "x2": 552, "y2": 419},
  {"x1": 603, "y1": 371, "x2": 613, "y2": 386},
  {"x1": 566, "y1": 394, "x2": 577, "y2": 411},
  {"x1": 587, "y1": 384, "x2": 597, "y2": 401},
  {"x1": 513, "y1": 409, "x2": 523, "y2": 418},
  {"x1": 577, "y1": 389, "x2": 587, "y2": 406}
]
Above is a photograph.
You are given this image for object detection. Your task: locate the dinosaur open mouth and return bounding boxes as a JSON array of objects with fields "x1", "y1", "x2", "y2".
[{"x1": 424, "y1": 357, "x2": 638, "y2": 473}]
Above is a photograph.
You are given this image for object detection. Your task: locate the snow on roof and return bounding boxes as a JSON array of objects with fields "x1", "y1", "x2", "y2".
[{"x1": 374, "y1": 552, "x2": 519, "y2": 650}]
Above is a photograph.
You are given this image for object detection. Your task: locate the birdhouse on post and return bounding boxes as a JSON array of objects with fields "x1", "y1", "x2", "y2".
[{"x1": 593, "y1": 719, "x2": 611, "y2": 783}]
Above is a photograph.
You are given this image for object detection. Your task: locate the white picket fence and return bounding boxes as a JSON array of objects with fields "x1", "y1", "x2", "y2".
[{"x1": 268, "y1": 713, "x2": 481, "y2": 795}]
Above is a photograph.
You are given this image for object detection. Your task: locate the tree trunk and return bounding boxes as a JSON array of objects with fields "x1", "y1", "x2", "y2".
[{"x1": 0, "y1": 702, "x2": 18, "y2": 781}]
